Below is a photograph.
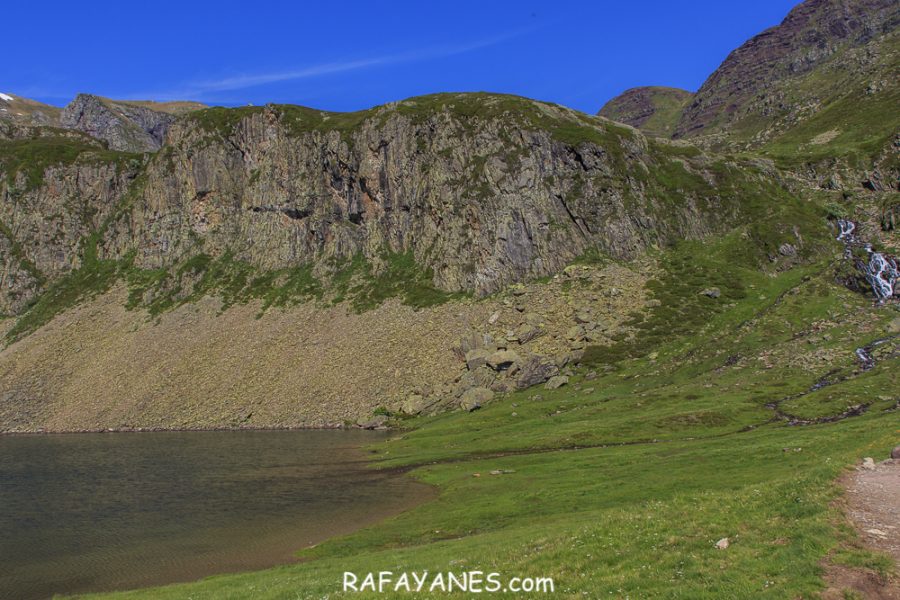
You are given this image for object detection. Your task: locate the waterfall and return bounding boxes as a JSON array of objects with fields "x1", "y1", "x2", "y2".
[
  {"x1": 866, "y1": 252, "x2": 899, "y2": 300},
  {"x1": 837, "y1": 219, "x2": 855, "y2": 242},
  {"x1": 836, "y1": 219, "x2": 897, "y2": 301}
]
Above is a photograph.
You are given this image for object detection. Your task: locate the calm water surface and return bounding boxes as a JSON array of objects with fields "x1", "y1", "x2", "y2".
[{"x1": 0, "y1": 430, "x2": 432, "y2": 599}]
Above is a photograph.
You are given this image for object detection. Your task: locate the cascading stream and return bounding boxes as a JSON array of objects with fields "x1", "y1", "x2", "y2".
[{"x1": 836, "y1": 219, "x2": 898, "y2": 301}]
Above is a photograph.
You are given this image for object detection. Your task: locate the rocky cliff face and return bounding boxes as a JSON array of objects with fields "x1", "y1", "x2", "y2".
[
  {"x1": 0, "y1": 121, "x2": 141, "y2": 314},
  {"x1": 60, "y1": 94, "x2": 185, "y2": 152},
  {"x1": 95, "y1": 94, "x2": 790, "y2": 297},
  {"x1": 597, "y1": 87, "x2": 693, "y2": 137},
  {"x1": 0, "y1": 93, "x2": 809, "y2": 319}
]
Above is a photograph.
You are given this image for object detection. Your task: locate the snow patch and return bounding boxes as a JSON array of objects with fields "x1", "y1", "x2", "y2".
[{"x1": 0, "y1": 93, "x2": 14, "y2": 102}]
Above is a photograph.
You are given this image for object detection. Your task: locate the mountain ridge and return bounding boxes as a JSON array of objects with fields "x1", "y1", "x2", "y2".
[{"x1": 599, "y1": 0, "x2": 899, "y2": 185}]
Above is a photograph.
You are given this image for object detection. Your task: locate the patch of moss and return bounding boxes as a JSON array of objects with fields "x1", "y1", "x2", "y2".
[
  {"x1": 331, "y1": 250, "x2": 466, "y2": 312},
  {"x1": 4, "y1": 235, "x2": 119, "y2": 342},
  {"x1": 0, "y1": 219, "x2": 45, "y2": 286},
  {"x1": 0, "y1": 136, "x2": 138, "y2": 191}
]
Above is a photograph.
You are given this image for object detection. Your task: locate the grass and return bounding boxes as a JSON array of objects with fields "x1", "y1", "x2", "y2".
[
  {"x1": 761, "y1": 87, "x2": 900, "y2": 168},
  {"x1": 0, "y1": 135, "x2": 139, "y2": 191},
  {"x1": 185, "y1": 92, "x2": 639, "y2": 164},
  {"x1": 120, "y1": 248, "x2": 464, "y2": 319},
  {"x1": 5, "y1": 243, "x2": 466, "y2": 343},
  {"x1": 3, "y1": 236, "x2": 120, "y2": 342},
  {"x1": 74, "y1": 218, "x2": 898, "y2": 599},
  {"x1": 122, "y1": 251, "x2": 324, "y2": 317},
  {"x1": 330, "y1": 251, "x2": 467, "y2": 312}
]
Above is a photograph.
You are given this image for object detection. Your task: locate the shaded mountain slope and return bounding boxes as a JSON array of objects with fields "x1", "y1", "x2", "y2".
[
  {"x1": 599, "y1": 0, "x2": 899, "y2": 184},
  {"x1": 0, "y1": 92, "x2": 61, "y2": 126},
  {"x1": 674, "y1": 0, "x2": 898, "y2": 140},
  {"x1": 597, "y1": 86, "x2": 693, "y2": 137}
]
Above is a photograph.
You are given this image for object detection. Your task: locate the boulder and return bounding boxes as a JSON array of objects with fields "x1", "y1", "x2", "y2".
[
  {"x1": 888, "y1": 318, "x2": 900, "y2": 334},
  {"x1": 524, "y1": 312, "x2": 543, "y2": 327},
  {"x1": 473, "y1": 366, "x2": 497, "y2": 388},
  {"x1": 460, "y1": 387, "x2": 493, "y2": 411},
  {"x1": 458, "y1": 330, "x2": 483, "y2": 354},
  {"x1": 715, "y1": 538, "x2": 729, "y2": 550},
  {"x1": 515, "y1": 323, "x2": 543, "y2": 344},
  {"x1": 487, "y1": 350, "x2": 521, "y2": 371},
  {"x1": 892, "y1": 446, "x2": 900, "y2": 460},
  {"x1": 356, "y1": 414, "x2": 388, "y2": 429},
  {"x1": 566, "y1": 325, "x2": 584, "y2": 341},
  {"x1": 545, "y1": 375, "x2": 569, "y2": 390},
  {"x1": 701, "y1": 287, "x2": 721, "y2": 299},
  {"x1": 573, "y1": 312, "x2": 592, "y2": 324},
  {"x1": 490, "y1": 379, "x2": 515, "y2": 393},
  {"x1": 400, "y1": 394, "x2": 427, "y2": 415},
  {"x1": 514, "y1": 355, "x2": 559, "y2": 389},
  {"x1": 778, "y1": 243, "x2": 797, "y2": 257},
  {"x1": 465, "y1": 348, "x2": 492, "y2": 371},
  {"x1": 861, "y1": 457, "x2": 876, "y2": 470}
]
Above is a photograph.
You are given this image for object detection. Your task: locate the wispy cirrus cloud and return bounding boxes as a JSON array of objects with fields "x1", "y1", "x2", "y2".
[{"x1": 131, "y1": 28, "x2": 534, "y2": 102}]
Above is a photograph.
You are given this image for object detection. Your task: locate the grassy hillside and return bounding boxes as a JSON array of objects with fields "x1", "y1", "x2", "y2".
[
  {"x1": 76, "y1": 214, "x2": 899, "y2": 599},
  {"x1": 598, "y1": 87, "x2": 694, "y2": 137}
]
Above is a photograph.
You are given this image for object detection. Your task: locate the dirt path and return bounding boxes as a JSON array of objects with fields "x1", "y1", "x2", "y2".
[{"x1": 825, "y1": 457, "x2": 900, "y2": 599}]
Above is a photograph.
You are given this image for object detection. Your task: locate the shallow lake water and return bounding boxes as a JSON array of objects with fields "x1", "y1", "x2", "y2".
[{"x1": 0, "y1": 429, "x2": 432, "y2": 599}]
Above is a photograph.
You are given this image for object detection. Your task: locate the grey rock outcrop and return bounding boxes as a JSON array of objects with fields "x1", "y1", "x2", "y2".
[
  {"x1": 514, "y1": 355, "x2": 559, "y2": 389},
  {"x1": 60, "y1": 94, "x2": 177, "y2": 152},
  {"x1": 545, "y1": 375, "x2": 569, "y2": 390},
  {"x1": 460, "y1": 387, "x2": 493, "y2": 411}
]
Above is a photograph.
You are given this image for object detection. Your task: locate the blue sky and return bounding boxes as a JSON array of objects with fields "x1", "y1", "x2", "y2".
[{"x1": 6, "y1": 0, "x2": 799, "y2": 113}]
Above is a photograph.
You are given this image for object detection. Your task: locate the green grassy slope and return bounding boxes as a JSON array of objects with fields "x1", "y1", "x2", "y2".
[{"x1": 78, "y1": 215, "x2": 899, "y2": 599}]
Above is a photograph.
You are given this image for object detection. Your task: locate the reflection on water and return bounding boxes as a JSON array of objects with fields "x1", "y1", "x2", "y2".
[{"x1": 0, "y1": 430, "x2": 431, "y2": 599}]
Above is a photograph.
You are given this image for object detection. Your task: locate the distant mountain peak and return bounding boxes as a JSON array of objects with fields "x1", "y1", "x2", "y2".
[{"x1": 597, "y1": 87, "x2": 693, "y2": 138}]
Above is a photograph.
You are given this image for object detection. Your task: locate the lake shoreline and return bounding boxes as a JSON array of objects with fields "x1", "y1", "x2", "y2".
[
  {"x1": 0, "y1": 429, "x2": 435, "y2": 600},
  {"x1": 0, "y1": 422, "x2": 394, "y2": 435}
]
